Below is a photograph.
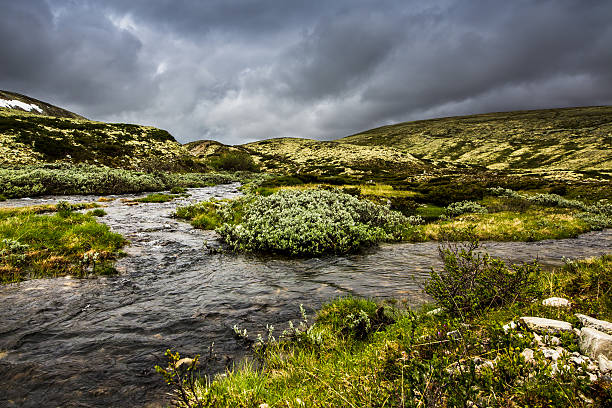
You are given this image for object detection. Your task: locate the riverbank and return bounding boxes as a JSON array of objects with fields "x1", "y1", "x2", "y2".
[{"x1": 165, "y1": 253, "x2": 612, "y2": 407}]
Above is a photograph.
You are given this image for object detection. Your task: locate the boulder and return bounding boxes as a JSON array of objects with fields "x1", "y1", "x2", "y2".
[
  {"x1": 579, "y1": 327, "x2": 612, "y2": 360},
  {"x1": 599, "y1": 355, "x2": 612, "y2": 374},
  {"x1": 576, "y1": 314, "x2": 612, "y2": 335},
  {"x1": 542, "y1": 297, "x2": 572, "y2": 308},
  {"x1": 519, "y1": 316, "x2": 573, "y2": 334}
]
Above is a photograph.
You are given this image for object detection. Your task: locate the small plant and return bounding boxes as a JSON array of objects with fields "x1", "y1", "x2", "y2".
[
  {"x1": 170, "y1": 186, "x2": 187, "y2": 194},
  {"x1": 87, "y1": 208, "x2": 107, "y2": 217},
  {"x1": 136, "y1": 193, "x2": 176, "y2": 203},
  {"x1": 56, "y1": 201, "x2": 73, "y2": 217},
  {"x1": 425, "y1": 236, "x2": 540, "y2": 316}
]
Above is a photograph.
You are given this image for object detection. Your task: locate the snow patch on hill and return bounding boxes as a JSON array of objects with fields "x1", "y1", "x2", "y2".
[{"x1": 0, "y1": 98, "x2": 43, "y2": 113}]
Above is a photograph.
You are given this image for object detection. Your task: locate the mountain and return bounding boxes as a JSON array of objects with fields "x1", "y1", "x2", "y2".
[{"x1": 0, "y1": 90, "x2": 197, "y2": 171}]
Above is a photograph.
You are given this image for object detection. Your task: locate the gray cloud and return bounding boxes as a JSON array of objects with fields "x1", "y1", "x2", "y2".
[{"x1": 1, "y1": 0, "x2": 610, "y2": 144}]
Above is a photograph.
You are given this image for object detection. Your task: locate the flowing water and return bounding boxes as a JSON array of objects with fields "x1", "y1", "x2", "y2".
[{"x1": 0, "y1": 184, "x2": 610, "y2": 407}]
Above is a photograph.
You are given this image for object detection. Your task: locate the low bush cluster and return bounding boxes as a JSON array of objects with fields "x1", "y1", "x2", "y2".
[
  {"x1": 0, "y1": 164, "x2": 238, "y2": 198},
  {"x1": 217, "y1": 189, "x2": 415, "y2": 256},
  {"x1": 445, "y1": 200, "x2": 488, "y2": 217}
]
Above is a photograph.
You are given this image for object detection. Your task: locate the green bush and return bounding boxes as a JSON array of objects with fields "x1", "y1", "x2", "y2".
[
  {"x1": 212, "y1": 151, "x2": 259, "y2": 172},
  {"x1": 425, "y1": 239, "x2": 540, "y2": 316},
  {"x1": 446, "y1": 200, "x2": 488, "y2": 217},
  {"x1": 0, "y1": 164, "x2": 237, "y2": 198},
  {"x1": 217, "y1": 189, "x2": 414, "y2": 256},
  {"x1": 87, "y1": 208, "x2": 107, "y2": 217}
]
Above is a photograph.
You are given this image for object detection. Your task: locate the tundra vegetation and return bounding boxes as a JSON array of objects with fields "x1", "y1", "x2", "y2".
[
  {"x1": 0, "y1": 202, "x2": 126, "y2": 283},
  {"x1": 158, "y1": 246, "x2": 612, "y2": 407}
]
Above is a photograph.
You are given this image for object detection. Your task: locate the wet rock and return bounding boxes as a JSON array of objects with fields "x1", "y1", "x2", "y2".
[
  {"x1": 580, "y1": 327, "x2": 612, "y2": 360},
  {"x1": 542, "y1": 297, "x2": 572, "y2": 308},
  {"x1": 576, "y1": 314, "x2": 612, "y2": 335},
  {"x1": 519, "y1": 316, "x2": 573, "y2": 334}
]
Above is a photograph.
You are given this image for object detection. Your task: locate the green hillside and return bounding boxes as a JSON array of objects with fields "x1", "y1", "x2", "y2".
[
  {"x1": 340, "y1": 106, "x2": 612, "y2": 172},
  {"x1": 0, "y1": 90, "x2": 197, "y2": 171}
]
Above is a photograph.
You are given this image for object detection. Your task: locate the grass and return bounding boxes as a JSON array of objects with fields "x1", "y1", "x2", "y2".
[
  {"x1": 136, "y1": 193, "x2": 178, "y2": 203},
  {"x1": 415, "y1": 209, "x2": 594, "y2": 242},
  {"x1": 0, "y1": 203, "x2": 126, "y2": 283},
  {"x1": 160, "y1": 253, "x2": 612, "y2": 407}
]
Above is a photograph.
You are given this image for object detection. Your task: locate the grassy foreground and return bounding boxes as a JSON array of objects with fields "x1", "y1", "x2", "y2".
[
  {"x1": 0, "y1": 203, "x2": 126, "y2": 283},
  {"x1": 159, "y1": 252, "x2": 612, "y2": 407}
]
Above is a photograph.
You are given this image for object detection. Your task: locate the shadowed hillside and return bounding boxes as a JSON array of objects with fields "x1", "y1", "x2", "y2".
[{"x1": 0, "y1": 91, "x2": 198, "y2": 171}]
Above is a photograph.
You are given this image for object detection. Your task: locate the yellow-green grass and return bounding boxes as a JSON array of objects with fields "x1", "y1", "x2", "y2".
[
  {"x1": 257, "y1": 183, "x2": 418, "y2": 198},
  {"x1": 415, "y1": 209, "x2": 592, "y2": 242},
  {"x1": 167, "y1": 255, "x2": 612, "y2": 407},
  {"x1": 0, "y1": 204, "x2": 126, "y2": 283}
]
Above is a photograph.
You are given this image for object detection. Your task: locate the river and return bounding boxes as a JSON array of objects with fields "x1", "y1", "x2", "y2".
[{"x1": 1, "y1": 183, "x2": 610, "y2": 407}]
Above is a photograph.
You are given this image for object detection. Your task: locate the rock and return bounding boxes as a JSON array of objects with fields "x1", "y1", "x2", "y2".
[
  {"x1": 519, "y1": 316, "x2": 573, "y2": 334},
  {"x1": 599, "y1": 355, "x2": 612, "y2": 374},
  {"x1": 570, "y1": 354, "x2": 590, "y2": 366},
  {"x1": 580, "y1": 327, "x2": 612, "y2": 360},
  {"x1": 447, "y1": 330, "x2": 461, "y2": 340},
  {"x1": 533, "y1": 332, "x2": 545, "y2": 347},
  {"x1": 475, "y1": 360, "x2": 495, "y2": 373},
  {"x1": 521, "y1": 348, "x2": 535, "y2": 364},
  {"x1": 427, "y1": 308, "x2": 443, "y2": 316},
  {"x1": 576, "y1": 314, "x2": 612, "y2": 335},
  {"x1": 502, "y1": 321, "x2": 517, "y2": 333},
  {"x1": 542, "y1": 347, "x2": 566, "y2": 362},
  {"x1": 588, "y1": 372, "x2": 598, "y2": 382},
  {"x1": 259, "y1": 404, "x2": 270, "y2": 408},
  {"x1": 542, "y1": 297, "x2": 572, "y2": 308}
]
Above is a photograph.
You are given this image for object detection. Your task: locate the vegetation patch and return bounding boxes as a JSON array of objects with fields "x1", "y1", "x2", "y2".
[
  {"x1": 158, "y1": 249, "x2": 612, "y2": 407},
  {"x1": 136, "y1": 193, "x2": 178, "y2": 203},
  {"x1": 217, "y1": 189, "x2": 416, "y2": 256},
  {"x1": 0, "y1": 203, "x2": 126, "y2": 283},
  {"x1": 0, "y1": 164, "x2": 239, "y2": 198}
]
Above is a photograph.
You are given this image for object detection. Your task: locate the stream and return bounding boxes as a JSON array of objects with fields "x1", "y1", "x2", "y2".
[{"x1": 0, "y1": 183, "x2": 611, "y2": 407}]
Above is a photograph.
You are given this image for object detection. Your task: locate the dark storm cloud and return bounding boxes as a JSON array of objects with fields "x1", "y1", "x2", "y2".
[{"x1": 1, "y1": 0, "x2": 611, "y2": 144}]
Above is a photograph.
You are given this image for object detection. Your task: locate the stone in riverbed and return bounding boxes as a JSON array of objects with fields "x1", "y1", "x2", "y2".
[
  {"x1": 542, "y1": 297, "x2": 572, "y2": 308},
  {"x1": 519, "y1": 316, "x2": 573, "y2": 334},
  {"x1": 580, "y1": 327, "x2": 612, "y2": 360},
  {"x1": 576, "y1": 314, "x2": 612, "y2": 335}
]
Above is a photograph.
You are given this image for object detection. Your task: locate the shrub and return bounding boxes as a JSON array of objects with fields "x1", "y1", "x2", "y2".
[
  {"x1": 217, "y1": 189, "x2": 413, "y2": 256},
  {"x1": 212, "y1": 151, "x2": 259, "y2": 172},
  {"x1": 425, "y1": 239, "x2": 540, "y2": 316},
  {"x1": 170, "y1": 186, "x2": 187, "y2": 194},
  {"x1": 446, "y1": 200, "x2": 488, "y2": 217}
]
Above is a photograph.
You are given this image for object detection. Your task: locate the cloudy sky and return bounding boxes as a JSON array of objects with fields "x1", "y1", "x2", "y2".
[{"x1": 2, "y1": 0, "x2": 611, "y2": 144}]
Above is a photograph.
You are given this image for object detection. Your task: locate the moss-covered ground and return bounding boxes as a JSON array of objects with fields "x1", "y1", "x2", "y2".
[{"x1": 0, "y1": 203, "x2": 126, "y2": 283}]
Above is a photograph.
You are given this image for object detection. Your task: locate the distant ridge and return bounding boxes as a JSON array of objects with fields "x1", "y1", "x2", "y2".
[{"x1": 0, "y1": 90, "x2": 86, "y2": 119}]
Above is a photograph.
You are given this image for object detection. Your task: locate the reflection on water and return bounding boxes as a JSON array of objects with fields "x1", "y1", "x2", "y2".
[{"x1": 0, "y1": 184, "x2": 610, "y2": 407}]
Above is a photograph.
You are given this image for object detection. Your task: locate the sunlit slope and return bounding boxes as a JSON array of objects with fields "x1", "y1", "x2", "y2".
[{"x1": 339, "y1": 106, "x2": 612, "y2": 171}]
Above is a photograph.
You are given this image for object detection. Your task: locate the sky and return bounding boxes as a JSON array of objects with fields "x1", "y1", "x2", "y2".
[{"x1": 1, "y1": 0, "x2": 611, "y2": 144}]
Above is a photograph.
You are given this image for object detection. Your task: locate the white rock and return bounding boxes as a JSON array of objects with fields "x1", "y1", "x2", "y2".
[
  {"x1": 599, "y1": 354, "x2": 612, "y2": 373},
  {"x1": 576, "y1": 314, "x2": 612, "y2": 335},
  {"x1": 542, "y1": 297, "x2": 572, "y2": 308},
  {"x1": 519, "y1": 316, "x2": 573, "y2": 334},
  {"x1": 427, "y1": 308, "x2": 443, "y2": 316},
  {"x1": 502, "y1": 321, "x2": 517, "y2": 333},
  {"x1": 588, "y1": 372, "x2": 598, "y2": 382},
  {"x1": 542, "y1": 347, "x2": 566, "y2": 362},
  {"x1": 580, "y1": 327, "x2": 612, "y2": 360},
  {"x1": 521, "y1": 348, "x2": 535, "y2": 364}
]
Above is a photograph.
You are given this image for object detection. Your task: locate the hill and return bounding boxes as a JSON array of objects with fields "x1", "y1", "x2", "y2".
[
  {"x1": 0, "y1": 90, "x2": 197, "y2": 171},
  {"x1": 340, "y1": 106, "x2": 612, "y2": 172},
  {"x1": 0, "y1": 90, "x2": 86, "y2": 119}
]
